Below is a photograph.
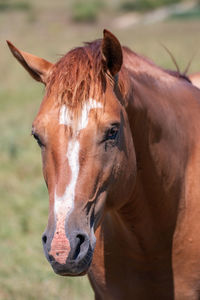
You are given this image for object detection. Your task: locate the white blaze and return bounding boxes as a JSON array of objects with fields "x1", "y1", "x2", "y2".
[
  {"x1": 54, "y1": 98, "x2": 103, "y2": 223},
  {"x1": 54, "y1": 140, "x2": 79, "y2": 217},
  {"x1": 59, "y1": 97, "x2": 102, "y2": 131}
]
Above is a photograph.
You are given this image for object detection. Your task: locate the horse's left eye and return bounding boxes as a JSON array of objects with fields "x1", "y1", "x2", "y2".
[{"x1": 105, "y1": 124, "x2": 119, "y2": 141}]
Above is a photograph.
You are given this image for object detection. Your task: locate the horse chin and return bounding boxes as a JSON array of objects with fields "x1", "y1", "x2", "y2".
[
  {"x1": 55, "y1": 270, "x2": 88, "y2": 277},
  {"x1": 51, "y1": 262, "x2": 91, "y2": 277}
]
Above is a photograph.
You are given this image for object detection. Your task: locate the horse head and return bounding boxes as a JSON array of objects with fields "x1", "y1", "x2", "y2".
[{"x1": 7, "y1": 30, "x2": 136, "y2": 276}]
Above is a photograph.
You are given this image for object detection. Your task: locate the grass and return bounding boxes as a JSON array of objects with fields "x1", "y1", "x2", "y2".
[
  {"x1": 0, "y1": 1, "x2": 31, "y2": 12},
  {"x1": 120, "y1": 0, "x2": 183, "y2": 12},
  {"x1": 171, "y1": 6, "x2": 200, "y2": 20},
  {"x1": 1, "y1": 0, "x2": 200, "y2": 299},
  {"x1": 72, "y1": 0, "x2": 103, "y2": 23}
]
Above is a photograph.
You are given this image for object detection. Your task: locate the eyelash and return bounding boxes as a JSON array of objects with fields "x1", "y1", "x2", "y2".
[
  {"x1": 31, "y1": 131, "x2": 44, "y2": 148},
  {"x1": 104, "y1": 124, "x2": 120, "y2": 142}
]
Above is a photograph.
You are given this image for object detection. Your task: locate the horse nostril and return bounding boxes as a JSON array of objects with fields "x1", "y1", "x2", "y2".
[
  {"x1": 72, "y1": 234, "x2": 86, "y2": 260},
  {"x1": 77, "y1": 234, "x2": 85, "y2": 247},
  {"x1": 42, "y1": 234, "x2": 47, "y2": 244}
]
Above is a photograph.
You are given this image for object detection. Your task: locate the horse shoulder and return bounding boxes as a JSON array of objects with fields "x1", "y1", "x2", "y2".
[{"x1": 172, "y1": 85, "x2": 200, "y2": 299}]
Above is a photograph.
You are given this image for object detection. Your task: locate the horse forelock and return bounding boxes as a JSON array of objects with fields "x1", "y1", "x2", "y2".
[{"x1": 46, "y1": 40, "x2": 107, "y2": 124}]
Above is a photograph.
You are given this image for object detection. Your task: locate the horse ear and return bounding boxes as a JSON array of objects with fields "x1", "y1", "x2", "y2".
[
  {"x1": 101, "y1": 29, "x2": 123, "y2": 77},
  {"x1": 7, "y1": 41, "x2": 53, "y2": 84}
]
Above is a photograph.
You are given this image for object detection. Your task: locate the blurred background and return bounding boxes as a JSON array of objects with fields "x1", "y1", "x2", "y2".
[{"x1": 1, "y1": 0, "x2": 200, "y2": 299}]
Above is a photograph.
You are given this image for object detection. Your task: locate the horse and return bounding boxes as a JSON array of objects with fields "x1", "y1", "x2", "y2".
[
  {"x1": 7, "y1": 30, "x2": 200, "y2": 300},
  {"x1": 189, "y1": 72, "x2": 200, "y2": 89}
]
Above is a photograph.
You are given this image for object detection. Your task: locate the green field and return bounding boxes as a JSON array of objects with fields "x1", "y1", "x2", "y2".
[{"x1": 1, "y1": 1, "x2": 200, "y2": 299}]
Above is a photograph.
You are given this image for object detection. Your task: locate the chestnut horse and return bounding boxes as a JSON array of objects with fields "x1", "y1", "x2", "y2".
[{"x1": 7, "y1": 30, "x2": 200, "y2": 300}]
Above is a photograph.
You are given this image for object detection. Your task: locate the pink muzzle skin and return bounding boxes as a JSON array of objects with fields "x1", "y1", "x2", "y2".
[{"x1": 49, "y1": 213, "x2": 71, "y2": 265}]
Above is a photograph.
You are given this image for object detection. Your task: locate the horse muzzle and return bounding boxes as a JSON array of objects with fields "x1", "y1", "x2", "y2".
[{"x1": 42, "y1": 230, "x2": 96, "y2": 276}]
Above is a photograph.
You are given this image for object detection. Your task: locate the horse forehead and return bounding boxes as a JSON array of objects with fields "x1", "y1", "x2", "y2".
[
  {"x1": 59, "y1": 97, "x2": 122, "y2": 128},
  {"x1": 59, "y1": 98, "x2": 103, "y2": 130},
  {"x1": 33, "y1": 94, "x2": 121, "y2": 133}
]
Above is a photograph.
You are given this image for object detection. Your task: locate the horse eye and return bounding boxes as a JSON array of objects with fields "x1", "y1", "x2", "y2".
[
  {"x1": 105, "y1": 125, "x2": 119, "y2": 141},
  {"x1": 32, "y1": 131, "x2": 44, "y2": 148}
]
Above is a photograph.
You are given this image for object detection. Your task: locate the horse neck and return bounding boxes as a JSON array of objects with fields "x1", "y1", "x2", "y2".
[{"x1": 110, "y1": 61, "x2": 189, "y2": 256}]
